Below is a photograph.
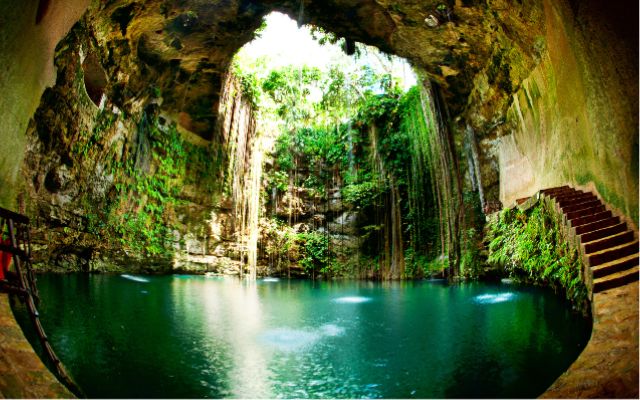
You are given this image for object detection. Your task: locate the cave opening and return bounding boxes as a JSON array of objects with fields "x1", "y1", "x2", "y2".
[
  {"x1": 219, "y1": 11, "x2": 446, "y2": 281},
  {"x1": 1, "y1": 1, "x2": 637, "y2": 398},
  {"x1": 82, "y1": 50, "x2": 108, "y2": 108}
]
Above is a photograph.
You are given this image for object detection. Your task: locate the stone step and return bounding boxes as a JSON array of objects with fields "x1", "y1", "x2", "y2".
[
  {"x1": 592, "y1": 253, "x2": 639, "y2": 279},
  {"x1": 561, "y1": 199, "x2": 602, "y2": 214},
  {"x1": 580, "y1": 222, "x2": 629, "y2": 244},
  {"x1": 583, "y1": 230, "x2": 635, "y2": 254},
  {"x1": 553, "y1": 190, "x2": 585, "y2": 199},
  {"x1": 554, "y1": 189, "x2": 588, "y2": 198},
  {"x1": 570, "y1": 210, "x2": 612, "y2": 228},
  {"x1": 556, "y1": 192, "x2": 597, "y2": 207},
  {"x1": 542, "y1": 187, "x2": 575, "y2": 197},
  {"x1": 575, "y1": 216, "x2": 620, "y2": 235},
  {"x1": 541, "y1": 185, "x2": 571, "y2": 193},
  {"x1": 587, "y1": 241, "x2": 639, "y2": 267},
  {"x1": 566, "y1": 204, "x2": 606, "y2": 221},
  {"x1": 593, "y1": 265, "x2": 639, "y2": 293}
]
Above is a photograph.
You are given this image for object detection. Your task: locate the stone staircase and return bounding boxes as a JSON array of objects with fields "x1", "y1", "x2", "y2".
[{"x1": 540, "y1": 186, "x2": 639, "y2": 295}]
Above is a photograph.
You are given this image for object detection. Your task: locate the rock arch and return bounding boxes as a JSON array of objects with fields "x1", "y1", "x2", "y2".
[{"x1": 83, "y1": 0, "x2": 637, "y2": 219}]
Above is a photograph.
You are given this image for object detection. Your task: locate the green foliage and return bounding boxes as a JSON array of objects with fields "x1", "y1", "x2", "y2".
[
  {"x1": 298, "y1": 232, "x2": 333, "y2": 277},
  {"x1": 268, "y1": 170, "x2": 289, "y2": 193},
  {"x1": 231, "y1": 54, "x2": 400, "y2": 131},
  {"x1": 261, "y1": 66, "x2": 322, "y2": 126},
  {"x1": 273, "y1": 133, "x2": 294, "y2": 171},
  {"x1": 459, "y1": 228, "x2": 483, "y2": 278},
  {"x1": 263, "y1": 219, "x2": 300, "y2": 270},
  {"x1": 459, "y1": 191, "x2": 486, "y2": 278},
  {"x1": 74, "y1": 109, "x2": 220, "y2": 258},
  {"x1": 231, "y1": 62, "x2": 262, "y2": 107},
  {"x1": 355, "y1": 92, "x2": 401, "y2": 124},
  {"x1": 486, "y1": 204, "x2": 588, "y2": 308},
  {"x1": 342, "y1": 180, "x2": 381, "y2": 209},
  {"x1": 404, "y1": 247, "x2": 447, "y2": 278},
  {"x1": 232, "y1": 43, "x2": 455, "y2": 279},
  {"x1": 72, "y1": 109, "x2": 117, "y2": 157},
  {"x1": 309, "y1": 26, "x2": 342, "y2": 46}
]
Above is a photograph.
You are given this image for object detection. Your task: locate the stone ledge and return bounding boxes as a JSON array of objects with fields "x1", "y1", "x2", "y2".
[
  {"x1": 0, "y1": 293, "x2": 73, "y2": 399},
  {"x1": 541, "y1": 282, "x2": 639, "y2": 398}
]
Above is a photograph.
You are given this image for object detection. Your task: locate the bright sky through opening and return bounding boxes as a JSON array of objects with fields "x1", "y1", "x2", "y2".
[{"x1": 235, "y1": 12, "x2": 417, "y2": 92}]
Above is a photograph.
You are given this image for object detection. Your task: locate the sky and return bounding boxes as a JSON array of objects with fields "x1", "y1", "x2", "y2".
[{"x1": 235, "y1": 12, "x2": 417, "y2": 91}]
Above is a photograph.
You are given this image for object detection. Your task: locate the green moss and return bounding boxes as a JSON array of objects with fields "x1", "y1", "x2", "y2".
[{"x1": 71, "y1": 109, "x2": 221, "y2": 259}]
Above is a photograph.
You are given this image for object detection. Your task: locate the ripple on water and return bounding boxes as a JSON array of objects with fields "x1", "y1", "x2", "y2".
[
  {"x1": 260, "y1": 328, "x2": 321, "y2": 351},
  {"x1": 319, "y1": 323, "x2": 345, "y2": 337},
  {"x1": 333, "y1": 296, "x2": 372, "y2": 304},
  {"x1": 120, "y1": 274, "x2": 150, "y2": 283},
  {"x1": 262, "y1": 277, "x2": 280, "y2": 282},
  {"x1": 474, "y1": 292, "x2": 516, "y2": 304}
]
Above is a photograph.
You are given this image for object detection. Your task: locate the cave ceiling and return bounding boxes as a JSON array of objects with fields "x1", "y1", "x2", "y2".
[{"x1": 84, "y1": 0, "x2": 545, "y2": 139}]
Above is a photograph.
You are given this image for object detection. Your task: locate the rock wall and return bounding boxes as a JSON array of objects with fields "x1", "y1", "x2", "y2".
[
  {"x1": 0, "y1": 0, "x2": 88, "y2": 209},
  {"x1": 16, "y1": 23, "x2": 259, "y2": 273},
  {"x1": 174, "y1": 73, "x2": 260, "y2": 275},
  {"x1": 495, "y1": 0, "x2": 638, "y2": 227},
  {"x1": 260, "y1": 169, "x2": 363, "y2": 277},
  {"x1": 0, "y1": 0, "x2": 636, "y2": 272}
]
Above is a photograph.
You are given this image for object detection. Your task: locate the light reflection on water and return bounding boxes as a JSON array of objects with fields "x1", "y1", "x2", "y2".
[
  {"x1": 474, "y1": 292, "x2": 516, "y2": 304},
  {"x1": 16, "y1": 275, "x2": 591, "y2": 399},
  {"x1": 120, "y1": 274, "x2": 150, "y2": 283},
  {"x1": 333, "y1": 295, "x2": 372, "y2": 304}
]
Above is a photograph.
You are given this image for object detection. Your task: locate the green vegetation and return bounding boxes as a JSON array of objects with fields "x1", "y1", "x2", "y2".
[
  {"x1": 298, "y1": 232, "x2": 333, "y2": 277},
  {"x1": 486, "y1": 203, "x2": 588, "y2": 310},
  {"x1": 236, "y1": 57, "x2": 454, "y2": 278},
  {"x1": 69, "y1": 33, "x2": 480, "y2": 279},
  {"x1": 75, "y1": 108, "x2": 221, "y2": 258}
]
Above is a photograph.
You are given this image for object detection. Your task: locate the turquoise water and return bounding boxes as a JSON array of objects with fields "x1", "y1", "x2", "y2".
[{"x1": 14, "y1": 275, "x2": 591, "y2": 398}]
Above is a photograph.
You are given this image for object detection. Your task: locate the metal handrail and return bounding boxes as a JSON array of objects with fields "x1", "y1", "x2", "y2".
[{"x1": 0, "y1": 206, "x2": 83, "y2": 396}]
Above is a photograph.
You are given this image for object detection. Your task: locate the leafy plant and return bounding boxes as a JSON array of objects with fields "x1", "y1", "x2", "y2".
[
  {"x1": 342, "y1": 180, "x2": 381, "y2": 209},
  {"x1": 298, "y1": 232, "x2": 333, "y2": 277},
  {"x1": 486, "y1": 203, "x2": 588, "y2": 310}
]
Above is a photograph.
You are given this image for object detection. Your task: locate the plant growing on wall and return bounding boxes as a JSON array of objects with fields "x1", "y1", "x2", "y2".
[{"x1": 486, "y1": 203, "x2": 588, "y2": 311}]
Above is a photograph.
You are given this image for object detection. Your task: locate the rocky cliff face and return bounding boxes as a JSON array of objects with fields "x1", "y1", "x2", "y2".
[
  {"x1": 17, "y1": 23, "x2": 258, "y2": 273},
  {"x1": 74, "y1": 0, "x2": 636, "y2": 220},
  {"x1": 0, "y1": 0, "x2": 88, "y2": 208},
  {"x1": 2, "y1": 0, "x2": 636, "y2": 272},
  {"x1": 259, "y1": 166, "x2": 364, "y2": 277},
  {"x1": 495, "y1": 0, "x2": 638, "y2": 228}
]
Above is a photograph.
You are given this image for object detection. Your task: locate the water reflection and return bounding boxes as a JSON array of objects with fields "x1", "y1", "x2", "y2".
[
  {"x1": 120, "y1": 274, "x2": 150, "y2": 283},
  {"x1": 260, "y1": 328, "x2": 321, "y2": 351},
  {"x1": 196, "y1": 278, "x2": 272, "y2": 397},
  {"x1": 17, "y1": 275, "x2": 591, "y2": 399},
  {"x1": 319, "y1": 323, "x2": 345, "y2": 337},
  {"x1": 333, "y1": 296, "x2": 372, "y2": 304}
]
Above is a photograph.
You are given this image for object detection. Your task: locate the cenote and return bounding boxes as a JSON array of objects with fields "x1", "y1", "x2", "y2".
[{"x1": 14, "y1": 275, "x2": 591, "y2": 398}]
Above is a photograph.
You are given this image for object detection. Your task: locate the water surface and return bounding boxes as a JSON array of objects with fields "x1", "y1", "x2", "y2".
[{"x1": 14, "y1": 275, "x2": 591, "y2": 398}]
